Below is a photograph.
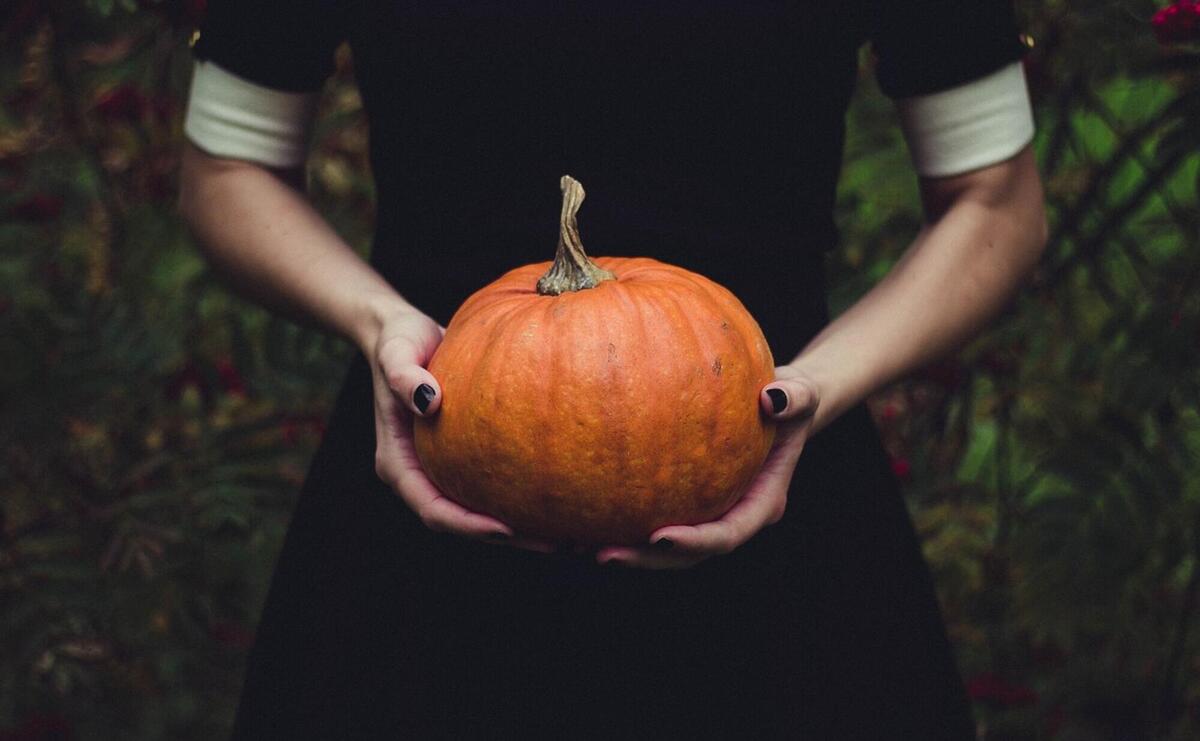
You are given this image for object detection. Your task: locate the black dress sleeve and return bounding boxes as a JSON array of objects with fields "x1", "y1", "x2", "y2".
[
  {"x1": 868, "y1": 1, "x2": 1029, "y2": 99},
  {"x1": 191, "y1": 0, "x2": 346, "y2": 94}
]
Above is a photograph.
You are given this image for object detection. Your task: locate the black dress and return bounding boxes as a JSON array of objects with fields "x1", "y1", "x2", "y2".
[{"x1": 193, "y1": 2, "x2": 1027, "y2": 737}]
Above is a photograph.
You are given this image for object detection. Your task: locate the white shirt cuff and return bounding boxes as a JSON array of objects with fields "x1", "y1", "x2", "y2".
[
  {"x1": 895, "y1": 61, "x2": 1036, "y2": 178},
  {"x1": 183, "y1": 59, "x2": 319, "y2": 168}
]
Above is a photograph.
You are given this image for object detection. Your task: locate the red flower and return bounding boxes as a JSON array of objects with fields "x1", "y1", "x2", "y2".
[
  {"x1": 890, "y1": 457, "x2": 912, "y2": 482},
  {"x1": 1153, "y1": 1, "x2": 1200, "y2": 44},
  {"x1": 94, "y1": 85, "x2": 146, "y2": 122},
  {"x1": 214, "y1": 356, "x2": 247, "y2": 397},
  {"x1": 9, "y1": 193, "x2": 63, "y2": 222},
  {"x1": 967, "y1": 671, "x2": 1039, "y2": 707}
]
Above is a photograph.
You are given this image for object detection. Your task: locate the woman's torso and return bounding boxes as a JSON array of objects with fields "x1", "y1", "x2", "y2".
[{"x1": 343, "y1": 1, "x2": 866, "y2": 358}]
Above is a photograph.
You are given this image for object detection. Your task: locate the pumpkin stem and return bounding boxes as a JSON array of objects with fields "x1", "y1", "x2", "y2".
[{"x1": 536, "y1": 175, "x2": 617, "y2": 296}]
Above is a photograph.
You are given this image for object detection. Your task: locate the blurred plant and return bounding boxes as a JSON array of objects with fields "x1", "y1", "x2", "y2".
[
  {"x1": 1152, "y1": 0, "x2": 1200, "y2": 44},
  {"x1": 841, "y1": 1, "x2": 1200, "y2": 738},
  {"x1": 0, "y1": 1, "x2": 369, "y2": 738}
]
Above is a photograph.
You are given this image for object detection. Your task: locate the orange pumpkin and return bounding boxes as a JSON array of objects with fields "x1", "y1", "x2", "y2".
[{"x1": 413, "y1": 176, "x2": 776, "y2": 545}]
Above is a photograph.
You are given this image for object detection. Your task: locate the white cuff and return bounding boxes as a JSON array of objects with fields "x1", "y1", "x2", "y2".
[
  {"x1": 895, "y1": 61, "x2": 1036, "y2": 178},
  {"x1": 183, "y1": 59, "x2": 319, "y2": 168}
]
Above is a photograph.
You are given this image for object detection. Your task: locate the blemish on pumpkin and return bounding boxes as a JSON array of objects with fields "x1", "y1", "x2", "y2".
[
  {"x1": 607, "y1": 343, "x2": 616, "y2": 363},
  {"x1": 711, "y1": 357, "x2": 722, "y2": 376},
  {"x1": 720, "y1": 321, "x2": 730, "y2": 331}
]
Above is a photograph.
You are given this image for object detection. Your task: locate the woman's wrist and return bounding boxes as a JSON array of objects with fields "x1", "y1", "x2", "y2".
[
  {"x1": 784, "y1": 352, "x2": 873, "y2": 437},
  {"x1": 349, "y1": 289, "x2": 423, "y2": 357}
]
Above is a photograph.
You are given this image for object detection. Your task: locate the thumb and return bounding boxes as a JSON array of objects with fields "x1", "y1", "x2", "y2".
[
  {"x1": 760, "y1": 376, "x2": 819, "y2": 421},
  {"x1": 385, "y1": 363, "x2": 443, "y2": 417}
]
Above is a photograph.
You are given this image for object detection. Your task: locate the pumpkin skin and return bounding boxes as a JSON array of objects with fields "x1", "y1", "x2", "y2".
[{"x1": 412, "y1": 256, "x2": 776, "y2": 545}]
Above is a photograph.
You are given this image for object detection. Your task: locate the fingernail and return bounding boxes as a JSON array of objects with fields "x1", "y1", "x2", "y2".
[
  {"x1": 485, "y1": 531, "x2": 510, "y2": 541},
  {"x1": 766, "y1": 388, "x2": 788, "y2": 414},
  {"x1": 653, "y1": 537, "x2": 674, "y2": 550},
  {"x1": 414, "y1": 383, "x2": 436, "y2": 414}
]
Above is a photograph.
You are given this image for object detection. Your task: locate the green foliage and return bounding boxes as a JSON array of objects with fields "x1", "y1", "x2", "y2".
[
  {"x1": 0, "y1": 0, "x2": 1198, "y2": 738},
  {"x1": 839, "y1": 2, "x2": 1200, "y2": 737},
  {"x1": 0, "y1": 2, "x2": 363, "y2": 738}
]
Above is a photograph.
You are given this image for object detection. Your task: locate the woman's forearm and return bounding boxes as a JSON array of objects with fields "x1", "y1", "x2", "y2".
[
  {"x1": 176, "y1": 142, "x2": 412, "y2": 353},
  {"x1": 793, "y1": 146, "x2": 1048, "y2": 435}
]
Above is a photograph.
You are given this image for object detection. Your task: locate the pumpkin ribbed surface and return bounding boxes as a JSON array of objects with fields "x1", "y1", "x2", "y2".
[{"x1": 413, "y1": 256, "x2": 775, "y2": 545}]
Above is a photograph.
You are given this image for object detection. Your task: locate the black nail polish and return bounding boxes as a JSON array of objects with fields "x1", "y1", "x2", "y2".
[
  {"x1": 414, "y1": 383, "x2": 436, "y2": 414},
  {"x1": 766, "y1": 388, "x2": 788, "y2": 414},
  {"x1": 653, "y1": 537, "x2": 674, "y2": 550}
]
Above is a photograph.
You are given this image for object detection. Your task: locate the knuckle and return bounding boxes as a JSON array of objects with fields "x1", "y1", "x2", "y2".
[
  {"x1": 384, "y1": 370, "x2": 410, "y2": 393},
  {"x1": 373, "y1": 451, "x2": 391, "y2": 483},
  {"x1": 380, "y1": 335, "x2": 418, "y2": 365},
  {"x1": 799, "y1": 383, "x2": 820, "y2": 412},
  {"x1": 417, "y1": 508, "x2": 445, "y2": 533}
]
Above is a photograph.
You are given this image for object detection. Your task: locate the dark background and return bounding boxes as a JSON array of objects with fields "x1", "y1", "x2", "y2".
[{"x1": 1, "y1": 1, "x2": 1198, "y2": 738}]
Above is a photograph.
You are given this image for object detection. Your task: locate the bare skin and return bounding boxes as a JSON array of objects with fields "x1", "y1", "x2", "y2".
[{"x1": 178, "y1": 140, "x2": 1047, "y2": 568}]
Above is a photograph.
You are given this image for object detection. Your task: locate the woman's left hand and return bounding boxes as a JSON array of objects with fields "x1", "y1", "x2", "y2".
[{"x1": 592, "y1": 364, "x2": 821, "y2": 569}]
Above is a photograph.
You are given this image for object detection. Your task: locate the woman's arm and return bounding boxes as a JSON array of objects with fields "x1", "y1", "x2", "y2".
[
  {"x1": 598, "y1": 144, "x2": 1046, "y2": 567},
  {"x1": 177, "y1": 142, "x2": 552, "y2": 548},
  {"x1": 176, "y1": 141, "x2": 410, "y2": 351},
  {"x1": 791, "y1": 143, "x2": 1048, "y2": 435}
]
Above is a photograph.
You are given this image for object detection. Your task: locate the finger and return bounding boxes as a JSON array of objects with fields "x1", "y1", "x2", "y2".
[
  {"x1": 374, "y1": 431, "x2": 516, "y2": 537},
  {"x1": 404, "y1": 479, "x2": 516, "y2": 539},
  {"x1": 761, "y1": 376, "x2": 819, "y2": 421},
  {"x1": 380, "y1": 447, "x2": 525, "y2": 542},
  {"x1": 594, "y1": 544, "x2": 707, "y2": 570},
  {"x1": 646, "y1": 475, "x2": 789, "y2": 556},
  {"x1": 383, "y1": 359, "x2": 443, "y2": 417}
]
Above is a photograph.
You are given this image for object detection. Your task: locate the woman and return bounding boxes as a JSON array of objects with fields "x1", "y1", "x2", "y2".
[{"x1": 179, "y1": 1, "x2": 1047, "y2": 737}]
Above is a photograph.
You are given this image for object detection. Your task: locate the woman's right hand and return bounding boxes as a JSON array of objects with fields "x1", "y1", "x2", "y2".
[{"x1": 367, "y1": 308, "x2": 556, "y2": 553}]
